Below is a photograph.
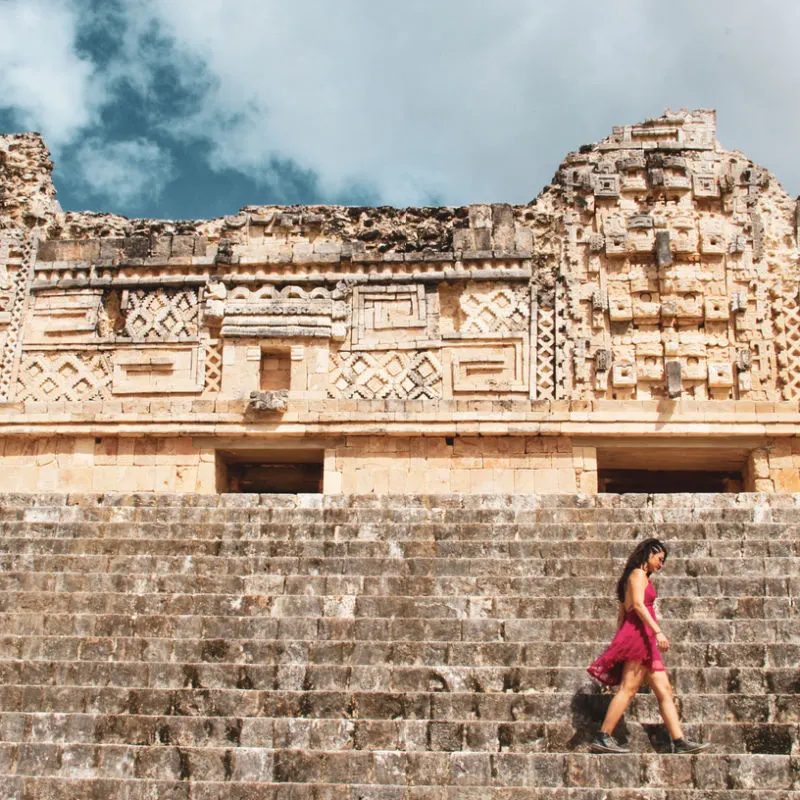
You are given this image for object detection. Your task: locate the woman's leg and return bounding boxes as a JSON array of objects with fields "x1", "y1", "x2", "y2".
[
  {"x1": 600, "y1": 661, "x2": 648, "y2": 735},
  {"x1": 646, "y1": 669, "x2": 683, "y2": 741}
]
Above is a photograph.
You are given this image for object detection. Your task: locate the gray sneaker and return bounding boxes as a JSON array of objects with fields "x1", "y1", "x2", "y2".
[
  {"x1": 672, "y1": 738, "x2": 711, "y2": 754},
  {"x1": 589, "y1": 733, "x2": 630, "y2": 753}
]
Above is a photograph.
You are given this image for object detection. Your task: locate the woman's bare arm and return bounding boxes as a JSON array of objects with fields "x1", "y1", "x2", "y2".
[
  {"x1": 627, "y1": 570, "x2": 669, "y2": 650},
  {"x1": 616, "y1": 601, "x2": 625, "y2": 630}
]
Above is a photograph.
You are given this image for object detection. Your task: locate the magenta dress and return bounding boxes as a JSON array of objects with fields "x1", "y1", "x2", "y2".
[{"x1": 587, "y1": 580, "x2": 666, "y2": 686}]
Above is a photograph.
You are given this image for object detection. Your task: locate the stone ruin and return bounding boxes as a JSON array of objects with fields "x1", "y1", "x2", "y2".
[
  {"x1": 0, "y1": 111, "x2": 798, "y2": 797},
  {"x1": 0, "y1": 108, "x2": 799, "y2": 495}
]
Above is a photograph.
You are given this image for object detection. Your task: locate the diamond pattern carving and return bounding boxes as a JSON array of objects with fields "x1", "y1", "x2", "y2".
[
  {"x1": 329, "y1": 350, "x2": 442, "y2": 400},
  {"x1": 202, "y1": 339, "x2": 223, "y2": 394},
  {"x1": 777, "y1": 288, "x2": 800, "y2": 400},
  {"x1": 535, "y1": 305, "x2": 556, "y2": 400},
  {"x1": 123, "y1": 289, "x2": 199, "y2": 341},
  {"x1": 460, "y1": 285, "x2": 529, "y2": 334},
  {"x1": 16, "y1": 351, "x2": 112, "y2": 402}
]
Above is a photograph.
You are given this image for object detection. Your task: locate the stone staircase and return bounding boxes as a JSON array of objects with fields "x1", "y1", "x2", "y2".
[{"x1": 0, "y1": 492, "x2": 797, "y2": 798}]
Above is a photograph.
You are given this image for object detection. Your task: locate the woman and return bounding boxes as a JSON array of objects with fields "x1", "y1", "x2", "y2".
[{"x1": 587, "y1": 538, "x2": 710, "y2": 754}]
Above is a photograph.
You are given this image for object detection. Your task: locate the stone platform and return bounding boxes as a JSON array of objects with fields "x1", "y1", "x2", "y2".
[{"x1": 0, "y1": 492, "x2": 797, "y2": 797}]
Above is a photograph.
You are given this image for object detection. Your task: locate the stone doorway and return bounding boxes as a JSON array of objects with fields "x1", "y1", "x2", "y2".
[
  {"x1": 216, "y1": 448, "x2": 324, "y2": 493},
  {"x1": 595, "y1": 444, "x2": 749, "y2": 493}
]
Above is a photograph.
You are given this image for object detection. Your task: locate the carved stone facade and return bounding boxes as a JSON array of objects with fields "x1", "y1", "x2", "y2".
[{"x1": 2, "y1": 111, "x2": 800, "y2": 493}]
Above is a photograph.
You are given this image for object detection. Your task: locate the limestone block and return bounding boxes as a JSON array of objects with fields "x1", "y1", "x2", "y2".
[
  {"x1": 693, "y1": 172, "x2": 720, "y2": 198},
  {"x1": 611, "y1": 362, "x2": 636, "y2": 387},
  {"x1": 704, "y1": 296, "x2": 730, "y2": 321},
  {"x1": 608, "y1": 296, "x2": 633, "y2": 322},
  {"x1": 700, "y1": 218, "x2": 726, "y2": 254},
  {"x1": 112, "y1": 346, "x2": 204, "y2": 395},
  {"x1": 631, "y1": 293, "x2": 660, "y2": 323},
  {"x1": 670, "y1": 218, "x2": 698, "y2": 253},
  {"x1": 592, "y1": 173, "x2": 620, "y2": 197},
  {"x1": 707, "y1": 362, "x2": 734, "y2": 388}
]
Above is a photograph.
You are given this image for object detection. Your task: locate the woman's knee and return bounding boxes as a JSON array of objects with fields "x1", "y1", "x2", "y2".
[{"x1": 649, "y1": 673, "x2": 674, "y2": 701}]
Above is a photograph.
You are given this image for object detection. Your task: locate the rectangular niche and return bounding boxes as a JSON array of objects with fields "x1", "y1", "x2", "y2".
[{"x1": 260, "y1": 348, "x2": 291, "y2": 391}]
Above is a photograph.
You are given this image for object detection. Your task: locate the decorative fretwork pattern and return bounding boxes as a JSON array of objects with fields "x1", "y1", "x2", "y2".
[
  {"x1": 16, "y1": 351, "x2": 113, "y2": 402},
  {"x1": 534, "y1": 304, "x2": 556, "y2": 400},
  {"x1": 0, "y1": 234, "x2": 38, "y2": 402},
  {"x1": 460, "y1": 285, "x2": 529, "y2": 334},
  {"x1": 123, "y1": 289, "x2": 199, "y2": 341},
  {"x1": 329, "y1": 350, "x2": 442, "y2": 400},
  {"x1": 228, "y1": 286, "x2": 334, "y2": 302},
  {"x1": 777, "y1": 288, "x2": 800, "y2": 399},
  {"x1": 202, "y1": 339, "x2": 223, "y2": 394}
]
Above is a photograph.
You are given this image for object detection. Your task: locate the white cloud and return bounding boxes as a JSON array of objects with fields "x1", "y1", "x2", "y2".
[
  {"x1": 113, "y1": 0, "x2": 800, "y2": 205},
  {"x1": 5, "y1": 0, "x2": 800, "y2": 209},
  {"x1": 72, "y1": 137, "x2": 175, "y2": 207},
  {"x1": 0, "y1": 0, "x2": 99, "y2": 146}
]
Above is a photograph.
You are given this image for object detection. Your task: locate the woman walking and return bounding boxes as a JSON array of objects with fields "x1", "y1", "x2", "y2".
[{"x1": 587, "y1": 538, "x2": 710, "y2": 754}]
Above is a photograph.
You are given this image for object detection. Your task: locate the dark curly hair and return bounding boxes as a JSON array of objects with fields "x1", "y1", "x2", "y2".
[{"x1": 616, "y1": 538, "x2": 668, "y2": 603}]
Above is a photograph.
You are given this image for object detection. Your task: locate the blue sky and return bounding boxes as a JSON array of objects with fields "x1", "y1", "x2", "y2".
[{"x1": 2, "y1": 0, "x2": 800, "y2": 220}]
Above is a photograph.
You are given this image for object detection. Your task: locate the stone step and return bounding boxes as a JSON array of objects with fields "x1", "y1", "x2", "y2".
[
  {"x1": 0, "y1": 587, "x2": 799, "y2": 624},
  {"x1": 1, "y1": 685, "x2": 797, "y2": 724},
  {"x1": 4, "y1": 490, "x2": 795, "y2": 507},
  {"x1": 7, "y1": 519, "x2": 800, "y2": 542},
  {"x1": 7, "y1": 518, "x2": 800, "y2": 542},
  {"x1": 2, "y1": 660, "x2": 797, "y2": 696},
  {"x1": 0, "y1": 566, "x2": 798, "y2": 608},
  {"x1": 0, "y1": 745, "x2": 794, "y2": 790},
  {"x1": 0, "y1": 584, "x2": 794, "y2": 622},
  {"x1": 2, "y1": 537, "x2": 799, "y2": 573},
  {"x1": 0, "y1": 778, "x2": 796, "y2": 800},
  {"x1": 0, "y1": 560, "x2": 791, "y2": 595},
  {"x1": 2, "y1": 635, "x2": 795, "y2": 667},
  {"x1": 0, "y1": 610, "x2": 794, "y2": 647},
  {"x1": 0, "y1": 711, "x2": 795, "y2": 755},
  {"x1": 6, "y1": 510, "x2": 800, "y2": 531}
]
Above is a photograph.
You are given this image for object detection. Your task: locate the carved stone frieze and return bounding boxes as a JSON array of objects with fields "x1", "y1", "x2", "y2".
[{"x1": 248, "y1": 389, "x2": 289, "y2": 412}]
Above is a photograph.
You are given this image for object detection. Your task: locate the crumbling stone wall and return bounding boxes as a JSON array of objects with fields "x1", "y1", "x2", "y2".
[{"x1": 1, "y1": 109, "x2": 800, "y2": 493}]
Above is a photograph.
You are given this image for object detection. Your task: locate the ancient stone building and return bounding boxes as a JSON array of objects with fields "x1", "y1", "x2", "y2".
[
  {"x1": 0, "y1": 108, "x2": 797, "y2": 798},
  {"x1": 1, "y1": 109, "x2": 799, "y2": 495}
]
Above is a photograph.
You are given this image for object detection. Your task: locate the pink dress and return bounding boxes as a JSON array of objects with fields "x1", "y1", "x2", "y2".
[{"x1": 587, "y1": 580, "x2": 665, "y2": 686}]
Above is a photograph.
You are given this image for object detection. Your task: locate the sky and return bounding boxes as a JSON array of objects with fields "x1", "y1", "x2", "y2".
[{"x1": 1, "y1": 0, "x2": 799, "y2": 220}]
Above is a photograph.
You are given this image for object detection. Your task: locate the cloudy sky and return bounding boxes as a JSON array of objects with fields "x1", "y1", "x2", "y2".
[{"x1": 1, "y1": 0, "x2": 799, "y2": 220}]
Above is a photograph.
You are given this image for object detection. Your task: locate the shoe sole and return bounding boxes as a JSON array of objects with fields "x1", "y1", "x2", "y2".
[
  {"x1": 589, "y1": 744, "x2": 631, "y2": 754},
  {"x1": 673, "y1": 744, "x2": 712, "y2": 754}
]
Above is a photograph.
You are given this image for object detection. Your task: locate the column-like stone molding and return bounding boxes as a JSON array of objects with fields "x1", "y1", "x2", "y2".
[{"x1": 0, "y1": 233, "x2": 38, "y2": 402}]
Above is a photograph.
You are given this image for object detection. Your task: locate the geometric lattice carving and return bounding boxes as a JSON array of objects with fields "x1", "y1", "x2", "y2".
[
  {"x1": 202, "y1": 339, "x2": 223, "y2": 394},
  {"x1": 777, "y1": 287, "x2": 800, "y2": 400},
  {"x1": 535, "y1": 304, "x2": 556, "y2": 400},
  {"x1": 329, "y1": 350, "x2": 442, "y2": 400},
  {"x1": 15, "y1": 351, "x2": 112, "y2": 401},
  {"x1": 0, "y1": 234, "x2": 38, "y2": 402},
  {"x1": 123, "y1": 289, "x2": 199, "y2": 341},
  {"x1": 460, "y1": 284, "x2": 529, "y2": 334}
]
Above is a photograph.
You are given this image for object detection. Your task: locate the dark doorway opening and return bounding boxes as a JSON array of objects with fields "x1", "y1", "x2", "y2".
[
  {"x1": 217, "y1": 449, "x2": 324, "y2": 493},
  {"x1": 596, "y1": 445, "x2": 747, "y2": 493},
  {"x1": 598, "y1": 469, "x2": 743, "y2": 494}
]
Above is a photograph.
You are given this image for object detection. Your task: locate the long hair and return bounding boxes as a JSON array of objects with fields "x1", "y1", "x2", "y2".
[{"x1": 616, "y1": 538, "x2": 668, "y2": 602}]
